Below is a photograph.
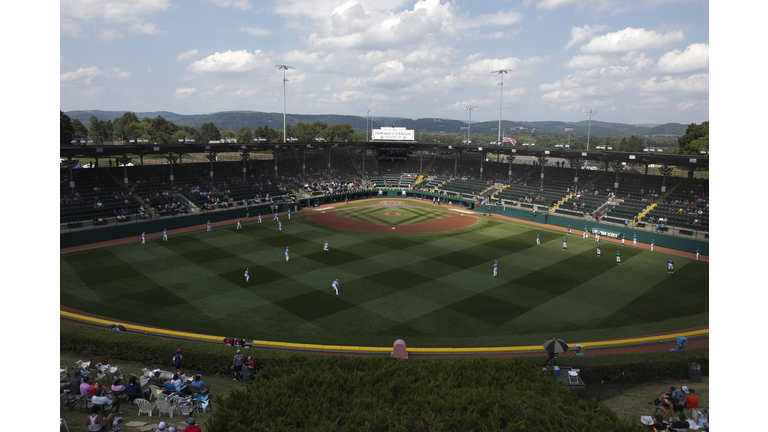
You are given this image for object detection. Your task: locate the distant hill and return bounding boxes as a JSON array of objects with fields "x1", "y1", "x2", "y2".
[{"x1": 65, "y1": 110, "x2": 687, "y2": 137}]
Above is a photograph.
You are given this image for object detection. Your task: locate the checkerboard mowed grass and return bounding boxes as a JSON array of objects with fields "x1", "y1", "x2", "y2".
[{"x1": 60, "y1": 206, "x2": 708, "y2": 348}]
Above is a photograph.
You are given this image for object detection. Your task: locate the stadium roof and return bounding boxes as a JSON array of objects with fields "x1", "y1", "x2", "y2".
[{"x1": 59, "y1": 141, "x2": 708, "y2": 169}]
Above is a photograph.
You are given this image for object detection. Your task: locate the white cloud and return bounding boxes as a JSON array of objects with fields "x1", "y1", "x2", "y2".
[
  {"x1": 61, "y1": 0, "x2": 172, "y2": 23},
  {"x1": 563, "y1": 55, "x2": 607, "y2": 69},
  {"x1": 485, "y1": 32, "x2": 504, "y2": 39},
  {"x1": 125, "y1": 22, "x2": 165, "y2": 35},
  {"x1": 61, "y1": 17, "x2": 84, "y2": 39},
  {"x1": 656, "y1": 43, "x2": 709, "y2": 73},
  {"x1": 403, "y1": 46, "x2": 455, "y2": 65},
  {"x1": 112, "y1": 67, "x2": 131, "y2": 78},
  {"x1": 60, "y1": 66, "x2": 103, "y2": 82},
  {"x1": 677, "y1": 100, "x2": 700, "y2": 111},
  {"x1": 639, "y1": 73, "x2": 709, "y2": 93},
  {"x1": 243, "y1": 27, "x2": 272, "y2": 36},
  {"x1": 458, "y1": 11, "x2": 522, "y2": 29},
  {"x1": 177, "y1": 49, "x2": 199, "y2": 61},
  {"x1": 174, "y1": 87, "x2": 197, "y2": 98},
  {"x1": 621, "y1": 51, "x2": 654, "y2": 71},
  {"x1": 188, "y1": 50, "x2": 272, "y2": 74},
  {"x1": 95, "y1": 28, "x2": 124, "y2": 41},
  {"x1": 581, "y1": 27, "x2": 685, "y2": 54},
  {"x1": 280, "y1": 49, "x2": 324, "y2": 64},
  {"x1": 206, "y1": 0, "x2": 252, "y2": 10},
  {"x1": 537, "y1": 0, "x2": 576, "y2": 10},
  {"x1": 564, "y1": 25, "x2": 607, "y2": 50},
  {"x1": 332, "y1": 90, "x2": 364, "y2": 101}
]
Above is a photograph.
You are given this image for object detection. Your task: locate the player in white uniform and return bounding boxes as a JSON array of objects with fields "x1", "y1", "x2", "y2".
[
  {"x1": 536, "y1": 234, "x2": 540, "y2": 245},
  {"x1": 163, "y1": 229, "x2": 168, "y2": 241},
  {"x1": 596, "y1": 243, "x2": 601, "y2": 257},
  {"x1": 285, "y1": 247, "x2": 290, "y2": 262},
  {"x1": 237, "y1": 218, "x2": 242, "y2": 229},
  {"x1": 331, "y1": 279, "x2": 339, "y2": 295},
  {"x1": 288, "y1": 209, "x2": 291, "y2": 220},
  {"x1": 595, "y1": 232, "x2": 600, "y2": 242},
  {"x1": 668, "y1": 258, "x2": 674, "y2": 273},
  {"x1": 633, "y1": 234, "x2": 637, "y2": 246},
  {"x1": 696, "y1": 247, "x2": 699, "y2": 260},
  {"x1": 583, "y1": 226, "x2": 589, "y2": 239},
  {"x1": 650, "y1": 239, "x2": 654, "y2": 252},
  {"x1": 563, "y1": 237, "x2": 567, "y2": 250},
  {"x1": 258, "y1": 214, "x2": 262, "y2": 223},
  {"x1": 207, "y1": 220, "x2": 211, "y2": 232},
  {"x1": 273, "y1": 212, "x2": 279, "y2": 221},
  {"x1": 621, "y1": 234, "x2": 625, "y2": 246},
  {"x1": 493, "y1": 261, "x2": 498, "y2": 276},
  {"x1": 323, "y1": 241, "x2": 329, "y2": 251},
  {"x1": 245, "y1": 268, "x2": 249, "y2": 282},
  {"x1": 141, "y1": 232, "x2": 145, "y2": 244},
  {"x1": 616, "y1": 251, "x2": 621, "y2": 265},
  {"x1": 278, "y1": 221, "x2": 282, "y2": 231},
  {"x1": 567, "y1": 225, "x2": 572, "y2": 235}
]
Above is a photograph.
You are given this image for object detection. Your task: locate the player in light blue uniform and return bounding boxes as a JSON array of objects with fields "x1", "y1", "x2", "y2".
[
  {"x1": 568, "y1": 225, "x2": 572, "y2": 235},
  {"x1": 596, "y1": 243, "x2": 601, "y2": 257},
  {"x1": 621, "y1": 233, "x2": 625, "y2": 246},
  {"x1": 288, "y1": 209, "x2": 291, "y2": 220},
  {"x1": 163, "y1": 229, "x2": 168, "y2": 241},
  {"x1": 323, "y1": 241, "x2": 329, "y2": 251},
  {"x1": 583, "y1": 225, "x2": 589, "y2": 239},
  {"x1": 696, "y1": 247, "x2": 699, "y2": 260},
  {"x1": 493, "y1": 261, "x2": 498, "y2": 276},
  {"x1": 141, "y1": 232, "x2": 145, "y2": 244},
  {"x1": 278, "y1": 221, "x2": 282, "y2": 231},
  {"x1": 650, "y1": 239, "x2": 654, "y2": 252},
  {"x1": 616, "y1": 251, "x2": 621, "y2": 265},
  {"x1": 536, "y1": 234, "x2": 540, "y2": 245},
  {"x1": 207, "y1": 220, "x2": 211, "y2": 232},
  {"x1": 237, "y1": 218, "x2": 242, "y2": 229},
  {"x1": 331, "y1": 279, "x2": 339, "y2": 295},
  {"x1": 668, "y1": 258, "x2": 674, "y2": 273},
  {"x1": 633, "y1": 234, "x2": 637, "y2": 245},
  {"x1": 563, "y1": 237, "x2": 567, "y2": 250},
  {"x1": 258, "y1": 214, "x2": 262, "y2": 223},
  {"x1": 285, "y1": 247, "x2": 290, "y2": 262},
  {"x1": 245, "y1": 268, "x2": 249, "y2": 282}
]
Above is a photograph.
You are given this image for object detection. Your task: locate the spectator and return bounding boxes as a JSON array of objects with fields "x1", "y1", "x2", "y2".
[
  {"x1": 668, "y1": 413, "x2": 689, "y2": 430},
  {"x1": 184, "y1": 417, "x2": 202, "y2": 432},
  {"x1": 169, "y1": 373, "x2": 183, "y2": 392},
  {"x1": 652, "y1": 393, "x2": 676, "y2": 421},
  {"x1": 189, "y1": 374, "x2": 208, "y2": 391},
  {"x1": 156, "y1": 421, "x2": 169, "y2": 431},
  {"x1": 91, "y1": 387, "x2": 119, "y2": 414},
  {"x1": 124, "y1": 375, "x2": 150, "y2": 401},
  {"x1": 684, "y1": 388, "x2": 701, "y2": 421},
  {"x1": 111, "y1": 377, "x2": 127, "y2": 414},
  {"x1": 80, "y1": 375, "x2": 92, "y2": 398},
  {"x1": 67, "y1": 370, "x2": 83, "y2": 393},
  {"x1": 672, "y1": 386, "x2": 687, "y2": 420},
  {"x1": 85, "y1": 404, "x2": 124, "y2": 432},
  {"x1": 650, "y1": 414, "x2": 668, "y2": 431},
  {"x1": 232, "y1": 349, "x2": 245, "y2": 381},
  {"x1": 173, "y1": 349, "x2": 182, "y2": 372}
]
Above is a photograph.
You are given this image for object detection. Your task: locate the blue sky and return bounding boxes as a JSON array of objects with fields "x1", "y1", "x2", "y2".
[{"x1": 60, "y1": 0, "x2": 709, "y2": 125}]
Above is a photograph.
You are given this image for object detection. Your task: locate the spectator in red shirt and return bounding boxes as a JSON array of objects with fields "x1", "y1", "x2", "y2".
[{"x1": 684, "y1": 388, "x2": 701, "y2": 421}]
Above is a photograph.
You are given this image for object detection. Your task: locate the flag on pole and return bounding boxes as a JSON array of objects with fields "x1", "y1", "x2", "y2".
[{"x1": 503, "y1": 134, "x2": 516, "y2": 146}]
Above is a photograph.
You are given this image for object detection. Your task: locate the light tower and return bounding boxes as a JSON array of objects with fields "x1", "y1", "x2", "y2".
[
  {"x1": 463, "y1": 105, "x2": 477, "y2": 144},
  {"x1": 491, "y1": 69, "x2": 511, "y2": 146},
  {"x1": 583, "y1": 108, "x2": 597, "y2": 150},
  {"x1": 276, "y1": 64, "x2": 296, "y2": 143}
]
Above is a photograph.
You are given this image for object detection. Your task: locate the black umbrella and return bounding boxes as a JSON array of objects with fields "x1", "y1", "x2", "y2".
[{"x1": 543, "y1": 337, "x2": 569, "y2": 354}]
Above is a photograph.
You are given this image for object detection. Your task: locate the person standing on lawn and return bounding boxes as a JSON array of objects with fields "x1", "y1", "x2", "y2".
[{"x1": 232, "y1": 349, "x2": 245, "y2": 381}]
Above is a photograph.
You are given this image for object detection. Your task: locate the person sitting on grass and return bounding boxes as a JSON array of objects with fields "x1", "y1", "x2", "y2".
[
  {"x1": 85, "y1": 404, "x2": 124, "y2": 432},
  {"x1": 650, "y1": 414, "x2": 668, "y2": 431},
  {"x1": 669, "y1": 412, "x2": 689, "y2": 430}
]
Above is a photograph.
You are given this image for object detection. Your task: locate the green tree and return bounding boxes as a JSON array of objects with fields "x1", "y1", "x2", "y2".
[
  {"x1": 72, "y1": 119, "x2": 88, "y2": 140},
  {"x1": 677, "y1": 121, "x2": 709, "y2": 155},
  {"x1": 193, "y1": 127, "x2": 208, "y2": 144},
  {"x1": 88, "y1": 116, "x2": 113, "y2": 144},
  {"x1": 200, "y1": 122, "x2": 222, "y2": 142},
  {"x1": 235, "y1": 127, "x2": 254, "y2": 144},
  {"x1": 113, "y1": 112, "x2": 140, "y2": 143},
  {"x1": 149, "y1": 115, "x2": 180, "y2": 143},
  {"x1": 61, "y1": 111, "x2": 75, "y2": 145}
]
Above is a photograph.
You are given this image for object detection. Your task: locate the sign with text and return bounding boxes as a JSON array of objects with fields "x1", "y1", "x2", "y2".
[{"x1": 372, "y1": 127, "x2": 415, "y2": 141}]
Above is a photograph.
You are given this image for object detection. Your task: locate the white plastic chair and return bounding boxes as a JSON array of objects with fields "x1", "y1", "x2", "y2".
[
  {"x1": 135, "y1": 398, "x2": 156, "y2": 417},
  {"x1": 156, "y1": 399, "x2": 178, "y2": 418},
  {"x1": 60, "y1": 418, "x2": 69, "y2": 432}
]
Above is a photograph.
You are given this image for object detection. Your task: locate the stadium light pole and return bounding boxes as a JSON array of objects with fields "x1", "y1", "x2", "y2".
[
  {"x1": 583, "y1": 108, "x2": 596, "y2": 150},
  {"x1": 491, "y1": 69, "x2": 510, "y2": 146},
  {"x1": 366, "y1": 108, "x2": 370, "y2": 142},
  {"x1": 565, "y1": 128, "x2": 573, "y2": 148},
  {"x1": 463, "y1": 105, "x2": 476, "y2": 144},
  {"x1": 276, "y1": 64, "x2": 296, "y2": 143}
]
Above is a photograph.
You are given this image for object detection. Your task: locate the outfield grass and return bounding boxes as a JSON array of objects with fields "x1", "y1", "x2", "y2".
[{"x1": 60, "y1": 200, "x2": 708, "y2": 348}]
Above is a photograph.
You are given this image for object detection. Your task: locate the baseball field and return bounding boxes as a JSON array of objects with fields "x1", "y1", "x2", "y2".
[{"x1": 59, "y1": 199, "x2": 709, "y2": 348}]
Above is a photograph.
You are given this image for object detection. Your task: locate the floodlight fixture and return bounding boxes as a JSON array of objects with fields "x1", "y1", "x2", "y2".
[
  {"x1": 276, "y1": 64, "x2": 296, "y2": 143},
  {"x1": 583, "y1": 109, "x2": 597, "y2": 150},
  {"x1": 491, "y1": 69, "x2": 511, "y2": 146},
  {"x1": 464, "y1": 105, "x2": 477, "y2": 145}
]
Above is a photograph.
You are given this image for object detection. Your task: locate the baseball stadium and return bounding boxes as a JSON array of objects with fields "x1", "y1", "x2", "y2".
[{"x1": 60, "y1": 138, "x2": 709, "y2": 431}]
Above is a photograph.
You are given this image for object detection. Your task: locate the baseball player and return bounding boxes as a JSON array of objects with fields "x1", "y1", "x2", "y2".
[
  {"x1": 258, "y1": 214, "x2": 262, "y2": 223},
  {"x1": 332, "y1": 279, "x2": 340, "y2": 295},
  {"x1": 163, "y1": 229, "x2": 168, "y2": 241},
  {"x1": 568, "y1": 225, "x2": 572, "y2": 235},
  {"x1": 595, "y1": 231, "x2": 600, "y2": 242},
  {"x1": 650, "y1": 239, "x2": 654, "y2": 252},
  {"x1": 323, "y1": 241, "x2": 329, "y2": 251},
  {"x1": 668, "y1": 258, "x2": 674, "y2": 273},
  {"x1": 237, "y1": 218, "x2": 242, "y2": 229},
  {"x1": 583, "y1": 226, "x2": 589, "y2": 239},
  {"x1": 141, "y1": 231, "x2": 145, "y2": 244},
  {"x1": 536, "y1": 234, "x2": 540, "y2": 245},
  {"x1": 596, "y1": 243, "x2": 601, "y2": 257},
  {"x1": 616, "y1": 250, "x2": 621, "y2": 265},
  {"x1": 493, "y1": 261, "x2": 498, "y2": 277},
  {"x1": 633, "y1": 234, "x2": 637, "y2": 246},
  {"x1": 207, "y1": 220, "x2": 211, "y2": 232},
  {"x1": 288, "y1": 209, "x2": 291, "y2": 220},
  {"x1": 285, "y1": 247, "x2": 290, "y2": 262},
  {"x1": 273, "y1": 212, "x2": 279, "y2": 221},
  {"x1": 245, "y1": 268, "x2": 250, "y2": 282},
  {"x1": 278, "y1": 221, "x2": 282, "y2": 231},
  {"x1": 563, "y1": 237, "x2": 567, "y2": 250},
  {"x1": 696, "y1": 247, "x2": 699, "y2": 261},
  {"x1": 621, "y1": 234, "x2": 625, "y2": 246},
  {"x1": 331, "y1": 279, "x2": 339, "y2": 295}
]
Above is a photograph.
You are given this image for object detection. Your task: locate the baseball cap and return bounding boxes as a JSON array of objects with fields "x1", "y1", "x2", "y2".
[
  {"x1": 187, "y1": 417, "x2": 196, "y2": 425},
  {"x1": 158, "y1": 421, "x2": 168, "y2": 429},
  {"x1": 175, "y1": 349, "x2": 180, "y2": 353},
  {"x1": 237, "y1": 349, "x2": 241, "y2": 353},
  {"x1": 681, "y1": 385, "x2": 688, "y2": 392}
]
